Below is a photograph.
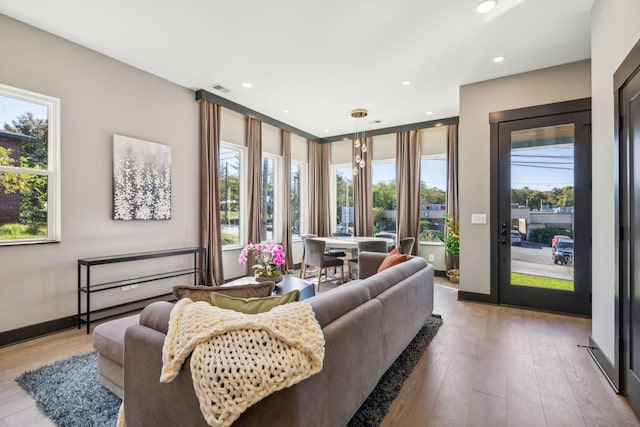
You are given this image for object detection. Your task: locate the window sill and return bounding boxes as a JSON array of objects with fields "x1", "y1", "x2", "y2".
[
  {"x1": 0, "y1": 239, "x2": 61, "y2": 246},
  {"x1": 419, "y1": 241, "x2": 444, "y2": 247},
  {"x1": 221, "y1": 244, "x2": 243, "y2": 252}
]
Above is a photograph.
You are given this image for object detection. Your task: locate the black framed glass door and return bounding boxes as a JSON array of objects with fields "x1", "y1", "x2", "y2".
[{"x1": 495, "y1": 108, "x2": 591, "y2": 315}]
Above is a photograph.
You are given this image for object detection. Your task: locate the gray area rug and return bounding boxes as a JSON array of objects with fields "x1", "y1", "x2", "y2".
[
  {"x1": 16, "y1": 351, "x2": 120, "y2": 427},
  {"x1": 16, "y1": 314, "x2": 442, "y2": 427},
  {"x1": 347, "y1": 313, "x2": 443, "y2": 426}
]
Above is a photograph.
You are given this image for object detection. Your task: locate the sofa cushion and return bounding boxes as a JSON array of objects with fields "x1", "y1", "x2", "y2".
[
  {"x1": 140, "y1": 301, "x2": 174, "y2": 334},
  {"x1": 377, "y1": 249, "x2": 407, "y2": 273},
  {"x1": 172, "y1": 282, "x2": 275, "y2": 302},
  {"x1": 92, "y1": 314, "x2": 140, "y2": 365},
  {"x1": 307, "y1": 283, "x2": 371, "y2": 328},
  {"x1": 210, "y1": 289, "x2": 300, "y2": 314},
  {"x1": 357, "y1": 256, "x2": 428, "y2": 300}
]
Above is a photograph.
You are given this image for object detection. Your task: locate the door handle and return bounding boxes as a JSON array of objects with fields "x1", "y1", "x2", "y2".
[
  {"x1": 500, "y1": 223, "x2": 508, "y2": 236},
  {"x1": 500, "y1": 238, "x2": 509, "y2": 245}
]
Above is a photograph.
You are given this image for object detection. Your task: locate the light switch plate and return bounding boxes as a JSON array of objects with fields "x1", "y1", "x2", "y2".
[{"x1": 471, "y1": 213, "x2": 487, "y2": 224}]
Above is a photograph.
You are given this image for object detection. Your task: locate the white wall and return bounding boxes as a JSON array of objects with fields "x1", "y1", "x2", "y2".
[
  {"x1": 458, "y1": 60, "x2": 591, "y2": 295},
  {"x1": 0, "y1": 15, "x2": 200, "y2": 332},
  {"x1": 591, "y1": 0, "x2": 640, "y2": 362}
]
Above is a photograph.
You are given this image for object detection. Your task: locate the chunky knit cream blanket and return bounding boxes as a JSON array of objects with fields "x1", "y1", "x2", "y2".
[{"x1": 159, "y1": 298, "x2": 325, "y2": 427}]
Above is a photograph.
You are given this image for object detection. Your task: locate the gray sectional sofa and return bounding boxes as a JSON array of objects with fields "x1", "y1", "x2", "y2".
[{"x1": 119, "y1": 252, "x2": 434, "y2": 426}]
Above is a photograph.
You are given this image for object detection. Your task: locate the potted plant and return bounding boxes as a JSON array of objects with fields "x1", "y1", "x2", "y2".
[
  {"x1": 239, "y1": 242, "x2": 285, "y2": 282},
  {"x1": 438, "y1": 214, "x2": 460, "y2": 283}
]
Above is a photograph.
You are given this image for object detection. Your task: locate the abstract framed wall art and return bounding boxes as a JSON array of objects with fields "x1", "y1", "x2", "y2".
[{"x1": 112, "y1": 135, "x2": 171, "y2": 220}]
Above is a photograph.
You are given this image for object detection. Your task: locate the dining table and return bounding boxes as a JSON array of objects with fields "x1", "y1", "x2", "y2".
[
  {"x1": 313, "y1": 236, "x2": 395, "y2": 280},
  {"x1": 314, "y1": 235, "x2": 395, "y2": 251}
]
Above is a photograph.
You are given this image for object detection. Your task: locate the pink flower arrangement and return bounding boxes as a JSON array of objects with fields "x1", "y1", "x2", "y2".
[{"x1": 239, "y1": 243, "x2": 285, "y2": 277}]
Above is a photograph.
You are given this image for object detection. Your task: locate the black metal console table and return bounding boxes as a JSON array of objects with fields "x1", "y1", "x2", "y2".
[{"x1": 77, "y1": 247, "x2": 206, "y2": 333}]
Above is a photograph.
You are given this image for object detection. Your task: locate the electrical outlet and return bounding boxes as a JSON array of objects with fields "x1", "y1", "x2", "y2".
[
  {"x1": 428, "y1": 254, "x2": 435, "y2": 262},
  {"x1": 122, "y1": 285, "x2": 131, "y2": 291},
  {"x1": 130, "y1": 284, "x2": 139, "y2": 289}
]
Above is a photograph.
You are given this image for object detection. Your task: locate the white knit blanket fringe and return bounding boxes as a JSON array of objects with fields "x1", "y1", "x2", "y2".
[{"x1": 158, "y1": 298, "x2": 325, "y2": 427}]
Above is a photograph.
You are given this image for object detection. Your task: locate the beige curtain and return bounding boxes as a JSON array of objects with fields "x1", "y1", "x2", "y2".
[
  {"x1": 199, "y1": 100, "x2": 224, "y2": 286},
  {"x1": 354, "y1": 136, "x2": 373, "y2": 236},
  {"x1": 281, "y1": 130, "x2": 294, "y2": 273},
  {"x1": 246, "y1": 117, "x2": 262, "y2": 272},
  {"x1": 308, "y1": 140, "x2": 331, "y2": 236},
  {"x1": 396, "y1": 130, "x2": 421, "y2": 255},
  {"x1": 446, "y1": 124, "x2": 459, "y2": 270}
]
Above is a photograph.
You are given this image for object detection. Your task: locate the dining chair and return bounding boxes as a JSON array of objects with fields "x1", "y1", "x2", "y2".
[
  {"x1": 348, "y1": 240, "x2": 389, "y2": 280},
  {"x1": 302, "y1": 238, "x2": 344, "y2": 291},
  {"x1": 375, "y1": 232, "x2": 396, "y2": 250},
  {"x1": 326, "y1": 233, "x2": 348, "y2": 258},
  {"x1": 374, "y1": 232, "x2": 395, "y2": 240},
  {"x1": 300, "y1": 234, "x2": 317, "y2": 279},
  {"x1": 398, "y1": 237, "x2": 415, "y2": 255}
]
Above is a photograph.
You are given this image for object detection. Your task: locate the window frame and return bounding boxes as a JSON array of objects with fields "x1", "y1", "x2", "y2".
[
  {"x1": 371, "y1": 159, "x2": 398, "y2": 235},
  {"x1": 290, "y1": 160, "x2": 306, "y2": 242},
  {"x1": 260, "y1": 152, "x2": 281, "y2": 243},
  {"x1": 419, "y1": 153, "x2": 447, "y2": 245},
  {"x1": 0, "y1": 83, "x2": 61, "y2": 245},
  {"x1": 219, "y1": 142, "x2": 246, "y2": 251},
  {"x1": 330, "y1": 163, "x2": 354, "y2": 234}
]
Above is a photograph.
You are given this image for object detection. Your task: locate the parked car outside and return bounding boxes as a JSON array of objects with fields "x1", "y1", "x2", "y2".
[
  {"x1": 551, "y1": 234, "x2": 571, "y2": 249},
  {"x1": 553, "y1": 239, "x2": 574, "y2": 264},
  {"x1": 511, "y1": 230, "x2": 522, "y2": 245},
  {"x1": 335, "y1": 226, "x2": 353, "y2": 235}
]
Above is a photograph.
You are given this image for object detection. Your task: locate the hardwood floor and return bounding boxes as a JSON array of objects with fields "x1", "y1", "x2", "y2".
[
  {"x1": 0, "y1": 325, "x2": 94, "y2": 426},
  {"x1": 382, "y1": 279, "x2": 640, "y2": 427},
  {"x1": 0, "y1": 278, "x2": 638, "y2": 427}
]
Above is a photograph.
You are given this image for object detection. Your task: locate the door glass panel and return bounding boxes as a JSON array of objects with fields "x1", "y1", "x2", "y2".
[{"x1": 510, "y1": 124, "x2": 575, "y2": 291}]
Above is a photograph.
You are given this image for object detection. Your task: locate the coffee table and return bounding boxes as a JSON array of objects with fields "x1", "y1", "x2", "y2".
[
  {"x1": 225, "y1": 275, "x2": 316, "y2": 300},
  {"x1": 274, "y1": 275, "x2": 316, "y2": 300}
]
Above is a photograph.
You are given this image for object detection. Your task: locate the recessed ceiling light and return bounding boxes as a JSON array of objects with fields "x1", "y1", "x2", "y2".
[
  {"x1": 402, "y1": 80, "x2": 411, "y2": 86},
  {"x1": 241, "y1": 82, "x2": 253, "y2": 88},
  {"x1": 283, "y1": 109, "x2": 289, "y2": 113},
  {"x1": 476, "y1": 0, "x2": 497, "y2": 14},
  {"x1": 325, "y1": 129, "x2": 330, "y2": 133},
  {"x1": 494, "y1": 56, "x2": 505, "y2": 63},
  {"x1": 426, "y1": 111, "x2": 433, "y2": 116}
]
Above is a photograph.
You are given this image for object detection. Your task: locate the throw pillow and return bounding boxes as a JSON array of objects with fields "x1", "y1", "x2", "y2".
[
  {"x1": 210, "y1": 289, "x2": 300, "y2": 314},
  {"x1": 377, "y1": 248, "x2": 408, "y2": 273},
  {"x1": 172, "y1": 282, "x2": 275, "y2": 303}
]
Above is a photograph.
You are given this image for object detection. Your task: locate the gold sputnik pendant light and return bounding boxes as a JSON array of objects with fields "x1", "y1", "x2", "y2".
[{"x1": 351, "y1": 108, "x2": 368, "y2": 176}]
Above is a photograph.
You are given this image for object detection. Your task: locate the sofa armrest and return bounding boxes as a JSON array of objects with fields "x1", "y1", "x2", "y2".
[
  {"x1": 358, "y1": 252, "x2": 388, "y2": 279},
  {"x1": 139, "y1": 301, "x2": 174, "y2": 334}
]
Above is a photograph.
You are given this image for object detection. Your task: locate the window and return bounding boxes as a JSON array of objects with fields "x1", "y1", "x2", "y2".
[
  {"x1": 372, "y1": 161, "x2": 397, "y2": 234},
  {"x1": 0, "y1": 83, "x2": 60, "y2": 244},
  {"x1": 219, "y1": 145, "x2": 242, "y2": 246},
  {"x1": 333, "y1": 165, "x2": 353, "y2": 235},
  {"x1": 419, "y1": 155, "x2": 447, "y2": 242},
  {"x1": 291, "y1": 162, "x2": 303, "y2": 240},
  {"x1": 261, "y1": 155, "x2": 276, "y2": 241}
]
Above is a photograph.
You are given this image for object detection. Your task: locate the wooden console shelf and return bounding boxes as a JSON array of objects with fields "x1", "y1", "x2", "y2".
[{"x1": 77, "y1": 247, "x2": 206, "y2": 333}]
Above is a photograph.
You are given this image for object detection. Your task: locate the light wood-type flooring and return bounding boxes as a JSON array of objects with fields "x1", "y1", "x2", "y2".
[{"x1": 0, "y1": 277, "x2": 638, "y2": 427}]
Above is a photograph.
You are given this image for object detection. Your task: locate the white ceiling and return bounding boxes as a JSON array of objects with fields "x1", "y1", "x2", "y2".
[{"x1": 0, "y1": 0, "x2": 594, "y2": 138}]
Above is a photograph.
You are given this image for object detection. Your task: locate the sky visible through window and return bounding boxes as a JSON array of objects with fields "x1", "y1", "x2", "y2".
[
  {"x1": 511, "y1": 146, "x2": 573, "y2": 191},
  {"x1": 0, "y1": 95, "x2": 47, "y2": 127},
  {"x1": 372, "y1": 158, "x2": 447, "y2": 189}
]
